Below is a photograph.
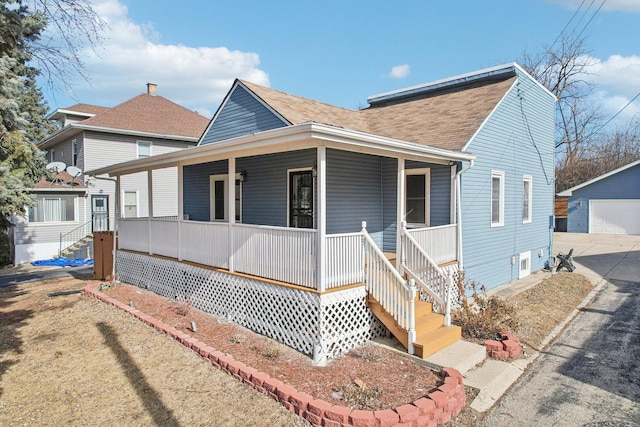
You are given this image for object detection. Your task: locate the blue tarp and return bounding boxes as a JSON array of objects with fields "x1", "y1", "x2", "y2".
[{"x1": 32, "y1": 257, "x2": 94, "y2": 268}]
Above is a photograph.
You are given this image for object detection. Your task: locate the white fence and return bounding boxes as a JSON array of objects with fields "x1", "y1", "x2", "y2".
[
  {"x1": 118, "y1": 218, "x2": 149, "y2": 253},
  {"x1": 404, "y1": 224, "x2": 457, "y2": 265}
]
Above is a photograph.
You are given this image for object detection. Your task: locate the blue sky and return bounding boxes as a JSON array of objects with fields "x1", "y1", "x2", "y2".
[{"x1": 41, "y1": 0, "x2": 640, "y2": 127}]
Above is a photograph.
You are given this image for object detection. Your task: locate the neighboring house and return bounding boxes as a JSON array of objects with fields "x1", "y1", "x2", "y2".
[
  {"x1": 89, "y1": 63, "x2": 556, "y2": 361},
  {"x1": 11, "y1": 84, "x2": 210, "y2": 264},
  {"x1": 557, "y1": 159, "x2": 640, "y2": 235}
]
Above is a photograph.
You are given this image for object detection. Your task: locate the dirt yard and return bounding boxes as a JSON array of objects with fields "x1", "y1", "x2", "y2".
[{"x1": 0, "y1": 269, "x2": 594, "y2": 426}]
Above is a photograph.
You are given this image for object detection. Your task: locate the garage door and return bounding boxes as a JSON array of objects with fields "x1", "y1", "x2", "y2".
[{"x1": 589, "y1": 200, "x2": 640, "y2": 235}]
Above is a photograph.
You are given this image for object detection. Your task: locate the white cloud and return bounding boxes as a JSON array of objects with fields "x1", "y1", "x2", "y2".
[
  {"x1": 386, "y1": 64, "x2": 410, "y2": 79},
  {"x1": 59, "y1": 0, "x2": 269, "y2": 117},
  {"x1": 584, "y1": 54, "x2": 640, "y2": 125},
  {"x1": 552, "y1": 0, "x2": 640, "y2": 12}
]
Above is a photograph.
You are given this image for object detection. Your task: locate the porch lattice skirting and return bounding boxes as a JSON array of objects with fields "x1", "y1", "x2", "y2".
[{"x1": 116, "y1": 251, "x2": 386, "y2": 359}]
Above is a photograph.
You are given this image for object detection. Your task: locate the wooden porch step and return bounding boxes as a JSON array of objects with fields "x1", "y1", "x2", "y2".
[
  {"x1": 366, "y1": 295, "x2": 461, "y2": 359},
  {"x1": 414, "y1": 325, "x2": 462, "y2": 359}
]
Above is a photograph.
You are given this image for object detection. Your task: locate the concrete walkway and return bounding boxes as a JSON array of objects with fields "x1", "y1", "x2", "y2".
[
  {"x1": 479, "y1": 233, "x2": 640, "y2": 425},
  {"x1": 425, "y1": 232, "x2": 640, "y2": 415}
]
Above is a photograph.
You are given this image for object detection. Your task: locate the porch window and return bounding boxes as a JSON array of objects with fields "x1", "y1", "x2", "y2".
[
  {"x1": 28, "y1": 195, "x2": 76, "y2": 223},
  {"x1": 209, "y1": 175, "x2": 242, "y2": 222},
  {"x1": 123, "y1": 191, "x2": 138, "y2": 218},
  {"x1": 137, "y1": 141, "x2": 151, "y2": 159},
  {"x1": 522, "y1": 175, "x2": 532, "y2": 223},
  {"x1": 288, "y1": 169, "x2": 314, "y2": 229},
  {"x1": 491, "y1": 171, "x2": 504, "y2": 227},
  {"x1": 405, "y1": 169, "x2": 430, "y2": 226}
]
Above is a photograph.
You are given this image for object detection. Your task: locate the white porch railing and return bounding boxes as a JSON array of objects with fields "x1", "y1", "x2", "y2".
[
  {"x1": 180, "y1": 221, "x2": 230, "y2": 269},
  {"x1": 150, "y1": 218, "x2": 179, "y2": 258},
  {"x1": 361, "y1": 222, "x2": 416, "y2": 354},
  {"x1": 118, "y1": 218, "x2": 149, "y2": 253},
  {"x1": 401, "y1": 222, "x2": 457, "y2": 324},
  {"x1": 404, "y1": 224, "x2": 457, "y2": 265},
  {"x1": 232, "y1": 223, "x2": 317, "y2": 288},
  {"x1": 325, "y1": 232, "x2": 365, "y2": 289}
]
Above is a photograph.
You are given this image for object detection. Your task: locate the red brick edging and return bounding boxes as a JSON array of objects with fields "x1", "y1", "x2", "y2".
[
  {"x1": 83, "y1": 283, "x2": 466, "y2": 426},
  {"x1": 484, "y1": 333, "x2": 522, "y2": 359}
]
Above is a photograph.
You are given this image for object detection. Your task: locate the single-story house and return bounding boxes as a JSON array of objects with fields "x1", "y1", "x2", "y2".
[
  {"x1": 557, "y1": 159, "x2": 640, "y2": 234},
  {"x1": 88, "y1": 63, "x2": 556, "y2": 361}
]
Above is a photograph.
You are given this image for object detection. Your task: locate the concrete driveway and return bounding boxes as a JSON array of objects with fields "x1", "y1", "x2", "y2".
[{"x1": 482, "y1": 233, "x2": 640, "y2": 426}]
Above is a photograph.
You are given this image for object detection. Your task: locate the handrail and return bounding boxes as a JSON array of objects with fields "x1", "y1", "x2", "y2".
[
  {"x1": 361, "y1": 221, "x2": 416, "y2": 354},
  {"x1": 59, "y1": 218, "x2": 93, "y2": 256},
  {"x1": 401, "y1": 222, "x2": 457, "y2": 325}
]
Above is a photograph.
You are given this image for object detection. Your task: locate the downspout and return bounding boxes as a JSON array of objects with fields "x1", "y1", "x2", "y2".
[
  {"x1": 91, "y1": 175, "x2": 119, "y2": 279},
  {"x1": 455, "y1": 159, "x2": 474, "y2": 269}
]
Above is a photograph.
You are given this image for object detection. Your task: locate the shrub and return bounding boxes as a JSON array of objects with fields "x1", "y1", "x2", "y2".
[
  {"x1": 452, "y1": 272, "x2": 520, "y2": 340},
  {"x1": 338, "y1": 382, "x2": 381, "y2": 410}
]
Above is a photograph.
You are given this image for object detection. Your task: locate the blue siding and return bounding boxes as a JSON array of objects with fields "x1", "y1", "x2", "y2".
[
  {"x1": 567, "y1": 164, "x2": 640, "y2": 233},
  {"x1": 183, "y1": 160, "x2": 228, "y2": 221},
  {"x1": 326, "y1": 150, "x2": 384, "y2": 247},
  {"x1": 461, "y1": 72, "x2": 556, "y2": 289},
  {"x1": 239, "y1": 150, "x2": 316, "y2": 226},
  {"x1": 200, "y1": 85, "x2": 287, "y2": 145}
]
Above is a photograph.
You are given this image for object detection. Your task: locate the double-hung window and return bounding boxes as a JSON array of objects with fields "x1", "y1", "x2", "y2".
[
  {"x1": 522, "y1": 175, "x2": 532, "y2": 223},
  {"x1": 491, "y1": 171, "x2": 505, "y2": 227},
  {"x1": 137, "y1": 141, "x2": 151, "y2": 159}
]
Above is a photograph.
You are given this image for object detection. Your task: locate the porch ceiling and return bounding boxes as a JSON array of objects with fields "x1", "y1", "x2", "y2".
[{"x1": 86, "y1": 122, "x2": 475, "y2": 177}]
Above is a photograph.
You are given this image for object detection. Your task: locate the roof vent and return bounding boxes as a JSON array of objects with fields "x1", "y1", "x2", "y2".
[{"x1": 147, "y1": 83, "x2": 157, "y2": 96}]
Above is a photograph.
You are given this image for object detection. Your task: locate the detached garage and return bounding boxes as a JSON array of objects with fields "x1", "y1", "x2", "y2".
[{"x1": 558, "y1": 160, "x2": 640, "y2": 235}]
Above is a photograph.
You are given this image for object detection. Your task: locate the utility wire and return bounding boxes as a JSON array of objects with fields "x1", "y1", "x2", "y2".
[
  {"x1": 550, "y1": 0, "x2": 587, "y2": 49},
  {"x1": 574, "y1": 0, "x2": 607, "y2": 41},
  {"x1": 594, "y1": 91, "x2": 640, "y2": 134}
]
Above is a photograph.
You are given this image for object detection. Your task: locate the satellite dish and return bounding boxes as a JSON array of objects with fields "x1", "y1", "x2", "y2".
[
  {"x1": 46, "y1": 161, "x2": 67, "y2": 173},
  {"x1": 67, "y1": 166, "x2": 82, "y2": 178}
]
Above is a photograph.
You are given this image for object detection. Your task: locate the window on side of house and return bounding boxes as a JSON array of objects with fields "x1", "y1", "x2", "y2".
[
  {"x1": 72, "y1": 139, "x2": 78, "y2": 166},
  {"x1": 123, "y1": 191, "x2": 138, "y2": 218},
  {"x1": 522, "y1": 175, "x2": 532, "y2": 223},
  {"x1": 491, "y1": 170, "x2": 505, "y2": 227},
  {"x1": 28, "y1": 195, "x2": 76, "y2": 223},
  {"x1": 137, "y1": 141, "x2": 151, "y2": 159},
  {"x1": 49, "y1": 149, "x2": 55, "y2": 162}
]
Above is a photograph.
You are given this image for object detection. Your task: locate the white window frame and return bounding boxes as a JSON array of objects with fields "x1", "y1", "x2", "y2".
[
  {"x1": 519, "y1": 251, "x2": 531, "y2": 279},
  {"x1": 491, "y1": 170, "x2": 505, "y2": 227},
  {"x1": 137, "y1": 141, "x2": 152, "y2": 159},
  {"x1": 287, "y1": 167, "x2": 315, "y2": 229},
  {"x1": 27, "y1": 195, "x2": 78, "y2": 224},
  {"x1": 405, "y1": 168, "x2": 431, "y2": 227},
  {"x1": 209, "y1": 174, "x2": 242, "y2": 222},
  {"x1": 522, "y1": 175, "x2": 533, "y2": 224},
  {"x1": 122, "y1": 190, "x2": 139, "y2": 218}
]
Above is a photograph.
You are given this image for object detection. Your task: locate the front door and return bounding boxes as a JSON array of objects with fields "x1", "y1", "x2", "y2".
[
  {"x1": 92, "y1": 195, "x2": 109, "y2": 231},
  {"x1": 289, "y1": 170, "x2": 314, "y2": 228}
]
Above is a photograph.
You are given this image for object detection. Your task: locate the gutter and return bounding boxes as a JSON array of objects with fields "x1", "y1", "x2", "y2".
[{"x1": 455, "y1": 159, "x2": 474, "y2": 268}]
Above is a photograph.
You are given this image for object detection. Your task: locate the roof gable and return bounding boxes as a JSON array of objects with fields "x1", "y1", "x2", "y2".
[
  {"x1": 557, "y1": 160, "x2": 640, "y2": 196},
  {"x1": 199, "y1": 82, "x2": 289, "y2": 145},
  {"x1": 81, "y1": 94, "x2": 209, "y2": 139}
]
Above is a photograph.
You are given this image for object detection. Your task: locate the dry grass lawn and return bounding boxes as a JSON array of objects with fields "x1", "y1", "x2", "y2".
[{"x1": 0, "y1": 269, "x2": 595, "y2": 426}]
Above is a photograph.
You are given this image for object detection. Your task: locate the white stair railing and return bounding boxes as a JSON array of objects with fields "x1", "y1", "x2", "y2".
[
  {"x1": 361, "y1": 221, "x2": 416, "y2": 354},
  {"x1": 401, "y1": 222, "x2": 457, "y2": 325}
]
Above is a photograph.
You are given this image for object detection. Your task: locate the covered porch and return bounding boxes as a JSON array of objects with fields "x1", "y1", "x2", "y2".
[{"x1": 91, "y1": 122, "x2": 474, "y2": 359}]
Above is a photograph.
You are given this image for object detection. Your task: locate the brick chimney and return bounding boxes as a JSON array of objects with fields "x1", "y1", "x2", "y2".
[{"x1": 147, "y1": 83, "x2": 157, "y2": 96}]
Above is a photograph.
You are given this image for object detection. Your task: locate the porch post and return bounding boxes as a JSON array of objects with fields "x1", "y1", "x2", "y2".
[
  {"x1": 228, "y1": 157, "x2": 235, "y2": 272},
  {"x1": 316, "y1": 146, "x2": 327, "y2": 292},
  {"x1": 396, "y1": 157, "x2": 405, "y2": 276},
  {"x1": 147, "y1": 169, "x2": 153, "y2": 255},
  {"x1": 113, "y1": 175, "x2": 121, "y2": 277},
  {"x1": 177, "y1": 164, "x2": 184, "y2": 261}
]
